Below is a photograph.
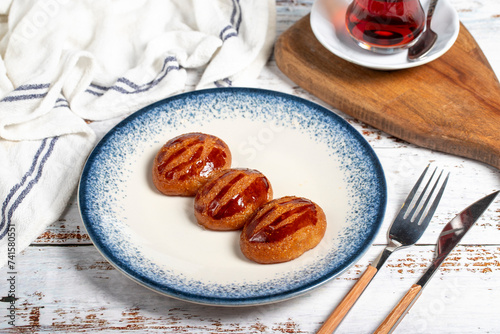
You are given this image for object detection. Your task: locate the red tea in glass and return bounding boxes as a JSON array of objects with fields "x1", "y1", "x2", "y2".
[{"x1": 345, "y1": 0, "x2": 425, "y2": 53}]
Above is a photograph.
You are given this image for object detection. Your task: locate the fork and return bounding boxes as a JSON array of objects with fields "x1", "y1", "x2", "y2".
[{"x1": 316, "y1": 165, "x2": 449, "y2": 334}]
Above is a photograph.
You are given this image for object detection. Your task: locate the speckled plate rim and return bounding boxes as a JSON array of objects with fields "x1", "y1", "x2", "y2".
[{"x1": 78, "y1": 87, "x2": 387, "y2": 306}]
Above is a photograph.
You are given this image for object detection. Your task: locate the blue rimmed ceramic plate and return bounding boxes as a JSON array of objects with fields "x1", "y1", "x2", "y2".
[{"x1": 78, "y1": 88, "x2": 386, "y2": 306}]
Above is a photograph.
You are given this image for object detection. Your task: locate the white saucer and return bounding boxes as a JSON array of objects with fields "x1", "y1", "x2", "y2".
[{"x1": 310, "y1": 0, "x2": 459, "y2": 70}]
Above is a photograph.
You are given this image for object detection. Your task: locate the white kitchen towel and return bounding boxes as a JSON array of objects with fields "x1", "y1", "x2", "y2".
[{"x1": 0, "y1": 0, "x2": 276, "y2": 266}]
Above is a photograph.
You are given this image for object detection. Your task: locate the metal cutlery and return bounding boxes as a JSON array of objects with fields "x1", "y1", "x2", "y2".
[
  {"x1": 316, "y1": 165, "x2": 449, "y2": 334},
  {"x1": 408, "y1": 0, "x2": 439, "y2": 61},
  {"x1": 374, "y1": 190, "x2": 499, "y2": 334}
]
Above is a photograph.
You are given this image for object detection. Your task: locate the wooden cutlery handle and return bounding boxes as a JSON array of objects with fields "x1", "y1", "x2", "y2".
[
  {"x1": 316, "y1": 265, "x2": 378, "y2": 334},
  {"x1": 373, "y1": 284, "x2": 423, "y2": 334}
]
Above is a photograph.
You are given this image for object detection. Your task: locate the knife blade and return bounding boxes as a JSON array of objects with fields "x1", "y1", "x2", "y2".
[{"x1": 374, "y1": 190, "x2": 499, "y2": 334}]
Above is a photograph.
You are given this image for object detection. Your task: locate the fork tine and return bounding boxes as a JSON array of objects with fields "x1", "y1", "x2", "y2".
[
  {"x1": 412, "y1": 169, "x2": 444, "y2": 224},
  {"x1": 393, "y1": 165, "x2": 430, "y2": 221},
  {"x1": 418, "y1": 172, "x2": 450, "y2": 228},
  {"x1": 406, "y1": 167, "x2": 438, "y2": 220},
  {"x1": 397, "y1": 165, "x2": 430, "y2": 214}
]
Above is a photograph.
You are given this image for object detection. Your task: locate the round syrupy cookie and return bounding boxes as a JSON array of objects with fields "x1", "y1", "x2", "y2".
[
  {"x1": 152, "y1": 133, "x2": 231, "y2": 196},
  {"x1": 240, "y1": 196, "x2": 327, "y2": 264},
  {"x1": 194, "y1": 168, "x2": 273, "y2": 231}
]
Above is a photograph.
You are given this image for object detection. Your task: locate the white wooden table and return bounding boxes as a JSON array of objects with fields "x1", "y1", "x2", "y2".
[{"x1": 1, "y1": 0, "x2": 499, "y2": 332}]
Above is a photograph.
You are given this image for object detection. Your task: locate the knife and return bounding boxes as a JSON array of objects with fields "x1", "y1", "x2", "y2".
[{"x1": 374, "y1": 190, "x2": 499, "y2": 334}]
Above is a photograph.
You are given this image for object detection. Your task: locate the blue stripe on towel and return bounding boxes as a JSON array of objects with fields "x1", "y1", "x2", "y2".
[
  {"x1": 1, "y1": 93, "x2": 48, "y2": 102},
  {"x1": 220, "y1": 0, "x2": 242, "y2": 41},
  {"x1": 85, "y1": 89, "x2": 104, "y2": 97},
  {"x1": 85, "y1": 56, "x2": 180, "y2": 96},
  {"x1": 0, "y1": 137, "x2": 59, "y2": 240},
  {"x1": 54, "y1": 103, "x2": 69, "y2": 109},
  {"x1": 219, "y1": 25, "x2": 233, "y2": 40},
  {"x1": 54, "y1": 97, "x2": 69, "y2": 109},
  {"x1": 0, "y1": 139, "x2": 48, "y2": 234},
  {"x1": 15, "y1": 83, "x2": 50, "y2": 91},
  {"x1": 89, "y1": 83, "x2": 110, "y2": 92},
  {"x1": 232, "y1": 0, "x2": 242, "y2": 32},
  {"x1": 214, "y1": 1, "x2": 241, "y2": 87},
  {"x1": 223, "y1": 31, "x2": 237, "y2": 41},
  {"x1": 214, "y1": 78, "x2": 233, "y2": 87},
  {"x1": 1, "y1": 83, "x2": 50, "y2": 102}
]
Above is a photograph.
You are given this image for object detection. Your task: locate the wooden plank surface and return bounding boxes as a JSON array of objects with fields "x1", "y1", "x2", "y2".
[
  {"x1": 1, "y1": 0, "x2": 500, "y2": 333},
  {"x1": 4, "y1": 245, "x2": 500, "y2": 332}
]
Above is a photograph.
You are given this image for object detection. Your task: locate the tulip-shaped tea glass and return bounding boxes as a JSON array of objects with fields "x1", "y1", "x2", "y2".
[{"x1": 345, "y1": 0, "x2": 425, "y2": 54}]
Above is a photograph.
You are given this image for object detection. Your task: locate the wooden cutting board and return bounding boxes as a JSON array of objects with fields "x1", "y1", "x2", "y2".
[{"x1": 275, "y1": 15, "x2": 500, "y2": 170}]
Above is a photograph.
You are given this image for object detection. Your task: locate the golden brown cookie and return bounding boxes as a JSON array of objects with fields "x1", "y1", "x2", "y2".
[
  {"x1": 152, "y1": 133, "x2": 231, "y2": 196},
  {"x1": 240, "y1": 196, "x2": 327, "y2": 264},
  {"x1": 194, "y1": 168, "x2": 273, "y2": 231}
]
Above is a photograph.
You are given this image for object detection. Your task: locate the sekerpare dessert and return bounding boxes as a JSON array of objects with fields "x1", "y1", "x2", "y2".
[
  {"x1": 152, "y1": 132, "x2": 231, "y2": 196},
  {"x1": 240, "y1": 196, "x2": 327, "y2": 264},
  {"x1": 194, "y1": 168, "x2": 273, "y2": 231}
]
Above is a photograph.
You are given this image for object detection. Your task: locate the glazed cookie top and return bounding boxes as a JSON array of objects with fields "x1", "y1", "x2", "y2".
[
  {"x1": 244, "y1": 196, "x2": 323, "y2": 243},
  {"x1": 194, "y1": 168, "x2": 273, "y2": 230},
  {"x1": 152, "y1": 132, "x2": 232, "y2": 196}
]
